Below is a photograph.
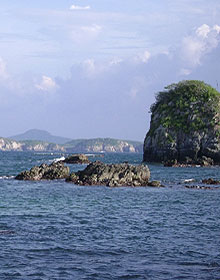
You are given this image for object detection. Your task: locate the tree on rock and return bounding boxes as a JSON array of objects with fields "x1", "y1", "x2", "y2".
[{"x1": 143, "y1": 80, "x2": 220, "y2": 165}]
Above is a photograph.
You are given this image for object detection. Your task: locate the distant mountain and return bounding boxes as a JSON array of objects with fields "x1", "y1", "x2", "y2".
[
  {"x1": 10, "y1": 129, "x2": 71, "y2": 145},
  {"x1": 64, "y1": 138, "x2": 143, "y2": 153},
  {"x1": 3, "y1": 131, "x2": 143, "y2": 153}
]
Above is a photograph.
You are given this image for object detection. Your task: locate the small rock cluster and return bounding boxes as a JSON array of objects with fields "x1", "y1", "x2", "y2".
[
  {"x1": 185, "y1": 185, "x2": 215, "y2": 190},
  {"x1": 202, "y1": 178, "x2": 220, "y2": 185},
  {"x1": 63, "y1": 154, "x2": 90, "y2": 164},
  {"x1": 66, "y1": 161, "x2": 151, "y2": 187}
]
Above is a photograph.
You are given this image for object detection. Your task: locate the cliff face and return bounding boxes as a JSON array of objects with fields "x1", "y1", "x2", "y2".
[
  {"x1": 64, "y1": 138, "x2": 143, "y2": 153},
  {"x1": 0, "y1": 137, "x2": 143, "y2": 153},
  {"x1": 0, "y1": 138, "x2": 23, "y2": 151},
  {"x1": 143, "y1": 80, "x2": 220, "y2": 165},
  {"x1": 0, "y1": 138, "x2": 65, "y2": 152}
]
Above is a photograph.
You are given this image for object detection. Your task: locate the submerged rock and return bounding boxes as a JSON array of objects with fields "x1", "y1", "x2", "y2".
[
  {"x1": 63, "y1": 154, "x2": 90, "y2": 164},
  {"x1": 148, "y1": 180, "x2": 164, "y2": 187},
  {"x1": 202, "y1": 178, "x2": 220, "y2": 185},
  {"x1": 185, "y1": 185, "x2": 215, "y2": 190},
  {"x1": 15, "y1": 162, "x2": 69, "y2": 181},
  {"x1": 66, "y1": 161, "x2": 150, "y2": 187},
  {"x1": 143, "y1": 80, "x2": 220, "y2": 165}
]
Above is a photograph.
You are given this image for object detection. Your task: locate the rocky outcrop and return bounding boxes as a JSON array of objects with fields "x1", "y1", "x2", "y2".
[
  {"x1": 66, "y1": 161, "x2": 150, "y2": 187},
  {"x1": 63, "y1": 154, "x2": 90, "y2": 164},
  {"x1": 143, "y1": 80, "x2": 220, "y2": 165},
  {"x1": 22, "y1": 142, "x2": 65, "y2": 152},
  {"x1": 15, "y1": 162, "x2": 69, "y2": 181},
  {"x1": 0, "y1": 138, "x2": 23, "y2": 151},
  {"x1": 64, "y1": 138, "x2": 143, "y2": 153}
]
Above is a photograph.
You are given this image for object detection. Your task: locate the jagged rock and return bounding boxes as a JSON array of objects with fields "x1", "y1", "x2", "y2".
[
  {"x1": 148, "y1": 180, "x2": 163, "y2": 187},
  {"x1": 66, "y1": 161, "x2": 150, "y2": 187},
  {"x1": 15, "y1": 162, "x2": 69, "y2": 181},
  {"x1": 202, "y1": 178, "x2": 220, "y2": 185},
  {"x1": 63, "y1": 154, "x2": 90, "y2": 164},
  {"x1": 185, "y1": 185, "x2": 215, "y2": 190},
  {"x1": 143, "y1": 80, "x2": 220, "y2": 165}
]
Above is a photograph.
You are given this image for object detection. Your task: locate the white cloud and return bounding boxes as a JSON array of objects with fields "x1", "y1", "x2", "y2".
[
  {"x1": 196, "y1": 24, "x2": 210, "y2": 38},
  {"x1": 35, "y1": 76, "x2": 57, "y2": 92},
  {"x1": 70, "y1": 5, "x2": 90, "y2": 11},
  {"x1": 179, "y1": 68, "x2": 192, "y2": 76},
  {"x1": 135, "y1": 50, "x2": 151, "y2": 64},
  {"x1": 81, "y1": 24, "x2": 102, "y2": 35},
  {"x1": 181, "y1": 37, "x2": 204, "y2": 66},
  {"x1": 82, "y1": 59, "x2": 96, "y2": 76},
  {"x1": 71, "y1": 24, "x2": 102, "y2": 44},
  {"x1": 181, "y1": 24, "x2": 220, "y2": 67},
  {"x1": 0, "y1": 57, "x2": 9, "y2": 80},
  {"x1": 213, "y1": 24, "x2": 220, "y2": 34},
  {"x1": 141, "y1": 50, "x2": 151, "y2": 63},
  {"x1": 109, "y1": 58, "x2": 123, "y2": 66}
]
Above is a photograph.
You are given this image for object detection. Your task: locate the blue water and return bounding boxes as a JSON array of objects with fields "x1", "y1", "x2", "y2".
[{"x1": 0, "y1": 151, "x2": 220, "y2": 279}]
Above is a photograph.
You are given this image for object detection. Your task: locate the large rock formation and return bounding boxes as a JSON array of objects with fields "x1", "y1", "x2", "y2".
[
  {"x1": 66, "y1": 161, "x2": 150, "y2": 187},
  {"x1": 143, "y1": 80, "x2": 220, "y2": 165},
  {"x1": 15, "y1": 162, "x2": 69, "y2": 180}
]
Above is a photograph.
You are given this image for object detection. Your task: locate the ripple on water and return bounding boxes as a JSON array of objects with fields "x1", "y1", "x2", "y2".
[{"x1": 0, "y1": 152, "x2": 220, "y2": 279}]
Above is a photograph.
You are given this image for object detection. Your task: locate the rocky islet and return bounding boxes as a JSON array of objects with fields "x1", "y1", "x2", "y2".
[
  {"x1": 63, "y1": 154, "x2": 90, "y2": 164},
  {"x1": 143, "y1": 80, "x2": 220, "y2": 166},
  {"x1": 15, "y1": 158, "x2": 152, "y2": 187}
]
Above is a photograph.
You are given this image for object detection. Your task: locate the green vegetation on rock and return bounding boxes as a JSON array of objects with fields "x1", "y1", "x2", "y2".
[
  {"x1": 148, "y1": 80, "x2": 220, "y2": 136},
  {"x1": 144, "y1": 80, "x2": 220, "y2": 164}
]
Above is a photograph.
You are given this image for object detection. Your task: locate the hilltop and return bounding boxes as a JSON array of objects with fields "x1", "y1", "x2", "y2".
[
  {"x1": 143, "y1": 80, "x2": 220, "y2": 165},
  {"x1": 10, "y1": 129, "x2": 71, "y2": 145}
]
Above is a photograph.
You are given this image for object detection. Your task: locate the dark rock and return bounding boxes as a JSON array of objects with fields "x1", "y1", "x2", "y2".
[
  {"x1": 63, "y1": 154, "x2": 90, "y2": 164},
  {"x1": 0, "y1": 230, "x2": 15, "y2": 235},
  {"x1": 148, "y1": 180, "x2": 163, "y2": 187},
  {"x1": 66, "y1": 161, "x2": 150, "y2": 187},
  {"x1": 197, "y1": 156, "x2": 214, "y2": 166},
  {"x1": 15, "y1": 162, "x2": 69, "y2": 181},
  {"x1": 185, "y1": 185, "x2": 214, "y2": 190},
  {"x1": 202, "y1": 178, "x2": 220, "y2": 185}
]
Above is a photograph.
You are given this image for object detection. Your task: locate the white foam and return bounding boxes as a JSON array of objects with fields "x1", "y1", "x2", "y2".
[
  {"x1": 183, "y1": 178, "x2": 195, "y2": 183},
  {"x1": 53, "y1": 156, "x2": 65, "y2": 163},
  {"x1": 0, "y1": 176, "x2": 15, "y2": 180}
]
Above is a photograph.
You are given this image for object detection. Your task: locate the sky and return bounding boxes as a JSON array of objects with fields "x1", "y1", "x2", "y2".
[{"x1": 0, "y1": 0, "x2": 220, "y2": 141}]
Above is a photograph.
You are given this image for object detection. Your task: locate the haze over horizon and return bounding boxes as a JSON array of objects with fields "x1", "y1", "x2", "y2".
[{"x1": 1, "y1": 0, "x2": 220, "y2": 141}]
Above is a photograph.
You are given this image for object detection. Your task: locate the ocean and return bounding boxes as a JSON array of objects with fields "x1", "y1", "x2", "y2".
[{"x1": 0, "y1": 151, "x2": 220, "y2": 280}]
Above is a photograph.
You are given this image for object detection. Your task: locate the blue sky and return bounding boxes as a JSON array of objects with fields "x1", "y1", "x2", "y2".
[{"x1": 0, "y1": 0, "x2": 220, "y2": 141}]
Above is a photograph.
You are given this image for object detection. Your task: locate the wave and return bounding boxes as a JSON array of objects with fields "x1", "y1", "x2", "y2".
[
  {"x1": 53, "y1": 156, "x2": 65, "y2": 163},
  {"x1": 0, "y1": 175, "x2": 15, "y2": 180},
  {"x1": 183, "y1": 178, "x2": 195, "y2": 183}
]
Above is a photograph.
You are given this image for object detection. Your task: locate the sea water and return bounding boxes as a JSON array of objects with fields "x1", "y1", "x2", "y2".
[{"x1": 0, "y1": 151, "x2": 220, "y2": 279}]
